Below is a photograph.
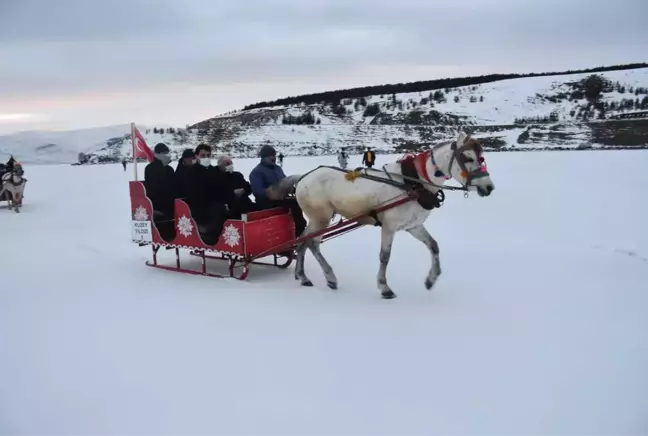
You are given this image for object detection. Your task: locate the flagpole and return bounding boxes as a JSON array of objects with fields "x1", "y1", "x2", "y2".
[{"x1": 131, "y1": 122, "x2": 138, "y2": 181}]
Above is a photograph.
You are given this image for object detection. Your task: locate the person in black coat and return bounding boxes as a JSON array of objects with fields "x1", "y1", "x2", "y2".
[
  {"x1": 144, "y1": 143, "x2": 176, "y2": 240},
  {"x1": 216, "y1": 154, "x2": 257, "y2": 218},
  {"x1": 185, "y1": 144, "x2": 230, "y2": 245},
  {"x1": 175, "y1": 148, "x2": 196, "y2": 200},
  {"x1": 5, "y1": 155, "x2": 15, "y2": 172}
]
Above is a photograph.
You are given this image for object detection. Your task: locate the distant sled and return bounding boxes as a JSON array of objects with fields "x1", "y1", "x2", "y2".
[{"x1": 0, "y1": 161, "x2": 27, "y2": 213}]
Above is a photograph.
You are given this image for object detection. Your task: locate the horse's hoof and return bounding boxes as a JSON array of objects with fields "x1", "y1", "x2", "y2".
[
  {"x1": 381, "y1": 290, "x2": 397, "y2": 299},
  {"x1": 327, "y1": 281, "x2": 337, "y2": 290},
  {"x1": 301, "y1": 279, "x2": 313, "y2": 287}
]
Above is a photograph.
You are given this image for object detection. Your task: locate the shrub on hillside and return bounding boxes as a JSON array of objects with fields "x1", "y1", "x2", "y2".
[
  {"x1": 282, "y1": 112, "x2": 317, "y2": 125},
  {"x1": 363, "y1": 103, "x2": 381, "y2": 117}
]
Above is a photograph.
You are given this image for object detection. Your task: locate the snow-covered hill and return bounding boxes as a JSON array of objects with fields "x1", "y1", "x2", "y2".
[
  {"x1": 3, "y1": 67, "x2": 648, "y2": 165},
  {"x1": 185, "y1": 67, "x2": 648, "y2": 156}
]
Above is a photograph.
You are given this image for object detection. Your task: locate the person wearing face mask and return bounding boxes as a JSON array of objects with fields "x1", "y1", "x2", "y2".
[
  {"x1": 216, "y1": 155, "x2": 256, "y2": 218},
  {"x1": 143, "y1": 142, "x2": 177, "y2": 240},
  {"x1": 184, "y1": 144, "x2": 229, "y2": 245},
  {"x1": 249, "y1": 145, "x2": 307, "y2": 237}
]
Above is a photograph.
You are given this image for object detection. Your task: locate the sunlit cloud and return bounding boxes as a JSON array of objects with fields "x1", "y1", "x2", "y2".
[{"x1": 0, "y1": 113, "x2": 40, "y2": 122}]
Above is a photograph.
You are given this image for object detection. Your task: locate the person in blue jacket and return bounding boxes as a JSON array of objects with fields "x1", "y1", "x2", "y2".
[{"x1": 249, "y1": 145, "x2": 306, "y2": 237}]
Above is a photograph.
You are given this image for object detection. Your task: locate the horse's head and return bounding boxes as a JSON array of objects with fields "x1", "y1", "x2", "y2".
[{"x1": 432, "y1": 132, "x2": 495, "y2": 197}]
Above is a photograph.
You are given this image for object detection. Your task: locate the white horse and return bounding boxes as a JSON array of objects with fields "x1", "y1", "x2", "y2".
[
  {"x1": 266, "y1": 132, "x2": 495, "y2": 299},
  {"x1": 0, "y1": 163, "x2": 27, "y2": 213}
]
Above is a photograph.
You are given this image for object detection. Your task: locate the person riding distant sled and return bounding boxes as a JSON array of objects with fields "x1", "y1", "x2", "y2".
[
  {"x1": 5, "y1": 155, "x2": 16, "y2": 172},
  {"x1": 144, "y1": 143, "x2": 176, "y2": 240},
  {"x1": 122, "y1": 158, "x2": 127, "y2": 171},
  {"x1": 249, "y1": 145, "x2": 306, "y2": 238},
  {"x1": 277, "y1": 152, "x2": 284, "y2": 167},
  {"x1": 362, "y1": 147, "x2": 376, "y2": 168}
]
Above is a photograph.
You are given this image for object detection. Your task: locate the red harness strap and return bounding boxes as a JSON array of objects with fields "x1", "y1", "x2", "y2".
[{"x1": 413, "y1": 150, "x2": 433, "y2": 184}]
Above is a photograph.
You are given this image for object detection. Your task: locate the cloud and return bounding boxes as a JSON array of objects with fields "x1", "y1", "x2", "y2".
[{"x1": 0, "y1": 0, "x2": 646, "y2": 132}]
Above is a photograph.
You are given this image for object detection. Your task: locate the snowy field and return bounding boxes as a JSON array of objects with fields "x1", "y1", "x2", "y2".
[{"x1": 1, "y1": 151, "x2": 647, "y2": 435}]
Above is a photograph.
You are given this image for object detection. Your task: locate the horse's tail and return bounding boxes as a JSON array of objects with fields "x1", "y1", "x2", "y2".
[{"x1": 265, "y1": 174, "x2": 303, "y2": 201}]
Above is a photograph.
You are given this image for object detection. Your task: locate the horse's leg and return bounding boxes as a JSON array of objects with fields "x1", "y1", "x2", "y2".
[
  {"x1": 305, "y1": 229, "x2": 338, "y2": 290},
  {"x1": 294, "y1": 220, "x2": 318, "y2": 287},
  {"x1": 294, "y1": 237, "x2": 311, "y2": 286},
  {"x1": 10, "y1": 191, "x2": 17, "y2": 212},
  {"x1": 294, "y1": 219, "x2": 338, "y2": 289},
  {"x1": 377, "y1": 226, "x2": 397, "y2": 299},
  {"x1": 406, "y1": 224, "x2": 441, "y2": 290}
]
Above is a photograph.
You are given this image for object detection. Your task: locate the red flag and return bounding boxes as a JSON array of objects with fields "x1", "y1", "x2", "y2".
[{"x1": 132, "y1": 125, "x2": 154, "y2": 162}]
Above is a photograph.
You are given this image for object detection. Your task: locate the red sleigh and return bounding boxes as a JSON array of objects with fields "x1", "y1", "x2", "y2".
[{"x1": 129, "y1": 181, "x2": 295, "y2": 279}]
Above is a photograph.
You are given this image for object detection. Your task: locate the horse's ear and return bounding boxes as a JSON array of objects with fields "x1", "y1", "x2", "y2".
[{"x1": 457, "y1": 131, "x2": 468, "y2": 145}]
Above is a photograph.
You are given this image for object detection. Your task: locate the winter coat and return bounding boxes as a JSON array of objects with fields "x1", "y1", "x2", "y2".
[
  {"x1": 337, "y1": 152, "x2": 348, "y2": 168},
  {"x1": 362, "y1": 151, "x2": 376, "y2": 166},
  {"x1": 222, "y1": 170, "x2": 256, "y2": 216},
  {"x1": 249, "y1": 160, "x2": 286, "y2": 209},
  {"x1": 144, "y1": 158, "x2": 176, "y2": 216},
  {"x1": 174, "y1": 163, "x2": 194, "y2": 200},
  {"x1": 184, "y1": 164, "x2": 229, "y2": 224}
]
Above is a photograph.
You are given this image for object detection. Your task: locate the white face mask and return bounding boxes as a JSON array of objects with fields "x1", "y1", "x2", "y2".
[
  {"x1": 155, "y1": 153, "x2": 171, "y2": 165},
  {"x1": 225, "y1": 164, "x2": 234, "y2": 173},
  {"x1": 199, "y1": 157, "x2": 211, "y2": 167}
]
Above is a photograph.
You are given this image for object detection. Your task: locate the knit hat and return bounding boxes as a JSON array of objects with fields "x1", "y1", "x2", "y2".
[
  {"x1": 154, "y1": 143, "x2": 170, "y2": 153},
  {"x1": 181, "y1": 148, "x2": 194, "y2": 159},
  {"x1": 259, "y1": 145, "x2": 276, "y2": 158}
]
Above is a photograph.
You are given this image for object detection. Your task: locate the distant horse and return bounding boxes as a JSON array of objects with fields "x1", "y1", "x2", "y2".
[
  {"x1": 0, "y1": 163, "x2": 27, "y2": 213},
  {"x1": 266, "y1": 132, "x2": 496, "y2": 299}
]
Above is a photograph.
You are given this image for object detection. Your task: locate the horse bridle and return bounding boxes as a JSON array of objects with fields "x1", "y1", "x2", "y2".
[{"x1": 442, "y1": 140, "x2": 490, "y2": 188}]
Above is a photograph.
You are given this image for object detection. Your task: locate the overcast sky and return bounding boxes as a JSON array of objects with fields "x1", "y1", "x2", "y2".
[{"x1": 1, "y1": 0, "x2": 646, "y2": 134}]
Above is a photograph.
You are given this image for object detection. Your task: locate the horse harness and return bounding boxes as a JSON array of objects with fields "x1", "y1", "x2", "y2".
[{"x1": 335, "y1": 139, "x2": 489, "y2": 225}]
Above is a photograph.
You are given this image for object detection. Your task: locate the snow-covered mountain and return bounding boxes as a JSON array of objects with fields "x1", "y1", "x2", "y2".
[
  {"x1": 3, "y1": 66, "x2": 648, "y2": 165},
  {"x1": 0, "y1": 124, "x2": 133, "y2": 164}
]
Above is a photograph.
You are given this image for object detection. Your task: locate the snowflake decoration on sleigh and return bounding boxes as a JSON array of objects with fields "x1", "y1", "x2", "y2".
[
  {"x1": 133, "y1": 206, "x2": 149, "y2": 221},
  {"x1": 222, "y1": 224, "x2": 241, "y2": 247},
  {"x1": 177, "y1": 215, "x2": 194, "y2": 237}
]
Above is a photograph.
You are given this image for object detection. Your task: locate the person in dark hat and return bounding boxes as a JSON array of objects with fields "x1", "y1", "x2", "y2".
[
  {"x1": 180, "y1": 148, "x2": 196, "y2": 166},
  {"x1": 174, "y1": 148, "x2": 196, "y2": 199},
  {"x1": 249, "y1": 144, "x2": 306, "y2": 237},
  {"x1": 144, "y1": 143, "x2": 176, "y2": 240},
  {"x1": 6, "y1": 155, "x2": 16, "y2": 172}
]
